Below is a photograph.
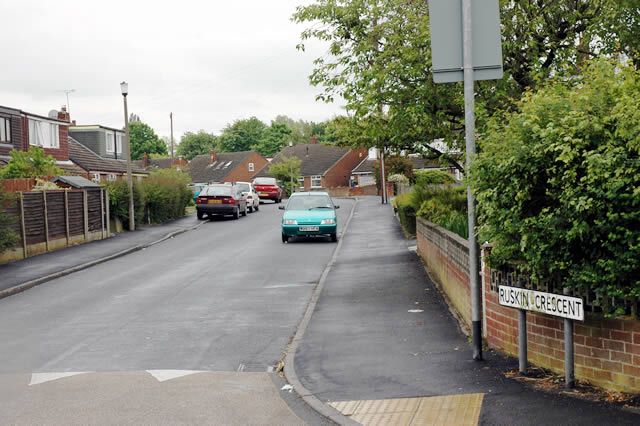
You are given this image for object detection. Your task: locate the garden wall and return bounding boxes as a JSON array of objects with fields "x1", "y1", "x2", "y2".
[{"x1": 416, "y1": 217, "x2": 640, "y2": 393}]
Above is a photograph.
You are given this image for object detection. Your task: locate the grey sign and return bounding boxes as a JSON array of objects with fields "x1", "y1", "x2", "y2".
[{"x1": 428, "y1": 0, "x2": 503, "y2": 83}]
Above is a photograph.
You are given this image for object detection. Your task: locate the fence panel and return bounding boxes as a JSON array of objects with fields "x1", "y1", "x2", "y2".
[
  {"x1": 22, "y1": 192, "x2": 45, "y2": 245},
  {"x1": 87, "y1": 191, "x2": 103, "y2": 232},
  {"x1": 67, "y1": 191, "x2": 85, "y2": 237},
  {"x1": 45, "y1": 191, "x2": 66, "y2": 240}
]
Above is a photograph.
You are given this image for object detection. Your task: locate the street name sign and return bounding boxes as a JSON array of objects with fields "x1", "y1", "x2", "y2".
[
  {"x1": 498, "y1": 286, "x2": 585, "y2": 321},
  {"x1": 428, "y1": 0, "x2": 503, "y2": 83}
]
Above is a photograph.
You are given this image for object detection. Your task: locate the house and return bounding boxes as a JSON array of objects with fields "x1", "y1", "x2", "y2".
[
  {"x1": 136, "y1": 154, "x2": 188, "y2": 171},
  {"x1": 69, "y1": 125, "x2": 125, "y2": 160},
  {"x1": 0, "y1": 105, "x2": 87, "y2": 176},
  {"x1": 69, "y1": 137, "x2": 148, "y2": 183},
  {"x1": 257, "y1": 142, "x2": 367, "y2": 190},
  {"x1": 351, "y1": 155, "x2": 460, "y2": 187},
  {"x1": 186, "y1": 150, "x2": 268, "y2": 184}
]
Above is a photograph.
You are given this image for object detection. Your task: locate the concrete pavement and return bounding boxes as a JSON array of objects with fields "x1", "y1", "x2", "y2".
[{"x1": 293, "y1": 196, "x2": 639, "y2": 425}]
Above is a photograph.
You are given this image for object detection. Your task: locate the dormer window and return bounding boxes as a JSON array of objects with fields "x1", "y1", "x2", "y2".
[
  {"x1": 0, "y1": 117, "x2": 11, "y2": 143},
  {"x1": 28, "y1": 118, "x2": 59, "y2": 148},
  {"x1": 106, "y1": 131, "x2": 123, "y2": 154}
]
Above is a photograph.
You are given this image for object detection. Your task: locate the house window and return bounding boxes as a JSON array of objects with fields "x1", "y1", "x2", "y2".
[
  {"x1": 28, "y1": 119, "x2": 59, "y2": 148},
  {"x1": 311, "y1": 175, "x2": 322, "y2": 188},
  {"x1": 105, "y1": 131, "x2": 115, "y2": 153},
  {"x1": 298, "y1": 177, "x2": 305, "y2": 189},
  {"x1": 91, "y1": 173, "x2": 101, "y2": 183},
  {"x1": 248, "y1": 162, "x2": 255, "y2": 172},
  {"x1": 115, "y1": 133, "x2": 123, "y2": 154},
  {"x1": 107, "y1": 174, "x2": 117, "y2": 181},
  {"x1": 0, "y1": 117, "x2": 11, "y2": 143}
]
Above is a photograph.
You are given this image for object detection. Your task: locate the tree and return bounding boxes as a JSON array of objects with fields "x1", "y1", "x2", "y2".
[
  {"x1": 471, "y1": 60, "x2": 640, "y2": 313},
  {"x1": 0, "y1": 147, "x2": 63, "y2": 178},
  {"x1": 129, "y1": 121, "x2": 167, "y2": 160},
  {"x1": 253, "y1": 122, "x2": 292, "y2": 157},
  {"x1": 218, "y1": 117, "x2": 267, "y2": 152},
  {"x1": 269, "y1": 156, "x2": 301, "y2": 196},
  {"x1": 177, "y1": 131, "x2": 218, "y2": 160}
]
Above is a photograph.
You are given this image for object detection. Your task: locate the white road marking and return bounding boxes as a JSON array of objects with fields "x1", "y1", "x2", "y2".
[
  {"x1": 408, "y1": 309, "x2": 424, "y2": 313},
  {"x1": 29, "y1": 372, "x2": 89, "y2": 386},
  {"x1": 146, "y1": 370, "x2": 203, "y2": 382},
  {"x1": 263, "y1": 284, "x2": 313, "y2": 289}
]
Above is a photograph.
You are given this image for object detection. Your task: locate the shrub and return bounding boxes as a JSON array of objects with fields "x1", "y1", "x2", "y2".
[
  {"x1": 105, "y1": 180, "x2": 146, "y2": 230},
  {"x1": 0, "y1": 187, "x2": 18, "y2": 251},
  {"x1": 394, "y1": 192, "x2": 416, "y2": 236},
  {"x1": 416, "y1": 186, "x2": 468, "y2": 238},
  {"x1": 387, "y1": 173, "x2": 409, "y2": 184},
  {"x1": 140, "y1": 169, "x2": 192, "y2": 223},
  {"x1": 471, "y1": 60, "x2": 640, "y2": 310},
  {"x1": 0, "y1": 147, "x2": 63, "y2": 178}
]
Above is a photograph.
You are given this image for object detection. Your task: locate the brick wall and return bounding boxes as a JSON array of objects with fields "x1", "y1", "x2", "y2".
[
  {"x1": 323, "y1": 148, "x2": 367, "y2": 188},
  {"x1": 225, "y1": 152, "x2": 268, "y2": 183},
  {"x1": 416, "y1": 218, "x2": 640, "y2": 393}
]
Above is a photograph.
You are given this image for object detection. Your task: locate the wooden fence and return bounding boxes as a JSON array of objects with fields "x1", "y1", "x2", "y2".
[{"x1": 1, "y1": 189, "x2": 110, "y2": 263}]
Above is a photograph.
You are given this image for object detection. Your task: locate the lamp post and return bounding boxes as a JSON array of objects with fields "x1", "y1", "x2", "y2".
[{"x1": 120, "y1": 81, "x2": 135, "y2": 231}]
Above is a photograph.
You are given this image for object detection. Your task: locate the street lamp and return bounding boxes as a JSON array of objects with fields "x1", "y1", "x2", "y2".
[{"x1": 120, "y1": 81, "x2": 135, "y2": 231}]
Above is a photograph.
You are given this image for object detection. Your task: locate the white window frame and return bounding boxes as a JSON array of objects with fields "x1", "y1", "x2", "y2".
[
  {"x1": 311, "y1": 175, "x2": 322, "y2": 188},
  {"x1": 115, "y1": 133, "x2": 123, "y2": 154},
  {"x1": 248, "y1": 162, "x2": 255, "y2": 172},
  {"x1": 107, "y1": 174, "x2": 117, "y2": 182},
  {"x1": 91, "y1": 173, "x2": 101, "y2": 183},
  {"x1": 0, "y1": 117, "x2": 10, "y2": 143},
  {"x1": 105, "y1": 131, "x2": 115, "y2": 153},
  {"x1": 28, "y1": 118, "x2": 59, "y2": 149}
]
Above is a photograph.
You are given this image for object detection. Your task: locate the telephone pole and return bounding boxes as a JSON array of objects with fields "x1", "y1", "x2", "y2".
[{"x1": 170, "y1": 112, "x2": 175, "y2": 164}]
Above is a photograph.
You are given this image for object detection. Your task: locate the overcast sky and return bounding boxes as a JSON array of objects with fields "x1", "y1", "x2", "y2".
[{"x1": 0, "y1": 0, "x2": 343, "y2": 140}]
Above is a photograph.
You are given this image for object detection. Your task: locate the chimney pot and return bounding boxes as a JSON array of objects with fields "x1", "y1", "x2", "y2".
[
  {"x1": 210, "y1": 150, "x2": 217, "y2": 163},
  {"x1": 310, "y1": 136, "x2": 318, "y2": 144}
]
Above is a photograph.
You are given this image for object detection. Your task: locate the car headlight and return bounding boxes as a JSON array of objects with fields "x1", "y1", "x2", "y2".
[
  {"x1": 321, "y1": 218, "x2": 336, "y2": 225},
  {"x1": 284, "y1": 219, "x2": 297, "y2": 225}
]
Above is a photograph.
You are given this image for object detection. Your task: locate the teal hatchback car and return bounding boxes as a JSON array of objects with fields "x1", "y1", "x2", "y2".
[{"x1": 279, "y1": 192, "x2": 339, "y2": 243}]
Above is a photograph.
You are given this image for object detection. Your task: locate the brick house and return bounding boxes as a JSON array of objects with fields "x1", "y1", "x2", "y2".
[
  {"x1": 0, "y1": 105, "x2": 86, "y2": 176},
  {"x1": 69, "y1": 137, "x2": 148, "y2": 183},
  {"x1": 186, "y1": 150, "x2": 268, "y2": 184},
  {"x1": 351, "y1": 156, "x2": 456, "y2": 187},
  {"x1": 256, "y1": 142, "x2": 368, "y2": 190}
]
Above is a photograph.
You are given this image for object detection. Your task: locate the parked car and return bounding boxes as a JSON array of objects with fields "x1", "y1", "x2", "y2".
[
  {"x1": 196, "y1": 184, "x2": 248, "y2": 220},
  {"x1": 253, "y1": 177, "x2": 283, "y2": 203},
  {"x1": 188, "y1": 183, "x2": 207, "y2": 204},
  {"x1": 235, "y1": 181, "x2": 260, "y2": 213},
  {"x1": 279, "y1": 192, "x2": 339, "y2": 243}
]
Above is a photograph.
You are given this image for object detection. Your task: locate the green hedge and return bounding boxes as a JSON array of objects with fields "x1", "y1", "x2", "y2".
[
  {"x1": 0, "y1": 187, "x2": 18, "y2": 251},
  {"x1": 393, "y1": 193, "x2": 417, "y2": 236},
  {"x1": 105, "y1": 169, "x2": 192, "y2": 229}
]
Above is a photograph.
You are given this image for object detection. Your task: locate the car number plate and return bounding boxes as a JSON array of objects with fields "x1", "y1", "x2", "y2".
[
  {"x1": 208, "y1": 199, "x2": 222, "y2": 204},
  {"x1": 299, "y1": 226, "x2": 319, "y2": 232},
  {"x1": 260, "y1": 192, "x2": 269, "y2": 196}
]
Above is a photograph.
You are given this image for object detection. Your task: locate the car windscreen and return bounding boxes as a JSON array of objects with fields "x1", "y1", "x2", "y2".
[
  {"x1": 202, "y1": 186, "x2": 232, "y2": 196},
  {"x1": 286, "y1": 195, "x2": 334, "y2": 210},
  {"x1": 253, "y1": 177, "x2": 277, "y2": 186},
  {"x1": 236, "y1": 183, "x2": 251, "y2": 192}
]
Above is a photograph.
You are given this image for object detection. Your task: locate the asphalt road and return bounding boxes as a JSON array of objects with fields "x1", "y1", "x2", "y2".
[{"x1": 0, "y1": 200, "x2": 353, "y2": 425}]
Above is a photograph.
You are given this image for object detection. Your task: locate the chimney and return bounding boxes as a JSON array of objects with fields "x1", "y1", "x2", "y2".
[
  {"x1": 210, "y1": 150, "x2": 217, "y2": 163},
  {"x1": 57, "y1": 105, "x2": 70, "y2": 122},
  {"x1": 142, "y1": 152, "x2": 149, "y2": 168},
  {"x1": 310, "y1": 135, "x2": 318, "y2": 144}
]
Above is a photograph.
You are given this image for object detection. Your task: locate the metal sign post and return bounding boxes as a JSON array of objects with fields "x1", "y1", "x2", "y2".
[{"x1": 429, "y1": 0, "x2": 503, "y2": 361}]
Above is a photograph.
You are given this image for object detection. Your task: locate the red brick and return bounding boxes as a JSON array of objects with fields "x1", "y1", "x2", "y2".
[
  {"x1": 584, "y1": 357, "x2": 602, "y2": 369},
  {"x1": 585, "y1": 336, "x2": 604, "y2": 348},
  {"x1": 589, "y1": 347, "x2": 609, "y2": 359},
  {"x1": 635, "y1": 355, "x2": 640, "y2": 366},
  {"x1": 603, "y1": 339, "x2": 625, "y2": 352},
  {"x1": 575, "y1": 345, "x2": 591, "y2": 357},
  {"x1": 590, "y1": 327, "x2": 611, "y2": 339},
  {"x1": 573, "y1": 335, "x2": 585, "y2": 345},
  {"x1": 623, "y1": 364, "x2": 640, "y2": 377},
  {"x1": 626, "y1": 343, "x2": 640, "y2": 356},
  {"x1": 575, "y1": 324, "x2": 590, "y2": 336},
  {"x1": 601, "y1": 360, "x2": 623, "y2": 373},
  {"x1": 611, "y1": 330, "x2": 633, "y2": 343},
  {"x1": 634, "y1": 333, "x2": 640, "y2": 345},
  {"x1": 610, "y1": 351, "x2": 633, "y2": 364},
  {"x1": 623, "y1": 321, "x2": 640, "y2": 333},
  {"x1": 593, "y1": 370, "x2": 613, "y2": 382}
]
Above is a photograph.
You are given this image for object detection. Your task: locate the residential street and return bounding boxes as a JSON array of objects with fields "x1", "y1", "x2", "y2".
[{"x1": 0, "y1": 200, "x2": 352, "y2": 425}]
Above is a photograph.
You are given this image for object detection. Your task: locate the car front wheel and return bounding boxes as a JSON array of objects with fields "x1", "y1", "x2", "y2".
[
  {"x1": 330, "y1": 233, "x2": 338, "y2": 242},
  {"x1": 197, "y1": 211, "x2": 204, "y2": 220},
  {"x1": 282, "y1": 233, "x2": 288, "y2": 243}
]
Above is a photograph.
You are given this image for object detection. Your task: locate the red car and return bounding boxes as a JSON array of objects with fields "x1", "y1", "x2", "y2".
[{"x1": 253, "y1": 177, "x2": 283, "y2": 203}]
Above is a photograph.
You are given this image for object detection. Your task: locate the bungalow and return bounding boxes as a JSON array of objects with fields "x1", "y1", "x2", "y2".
[
  {"x1": 0, "y1": 105, "x2": 86, "y2": 176},
  {"x1": 69, "y1": 137, "x2": 148, "y2": 183},
  {"x1": 257, "y1": 142, "x2": 367, "y2": 190},
  {"x1": 351, "y1": 155, "x2": 460, "y2": 187},
  {"x1": 186, "y1": 150, "x2": 268, "y2": 184}
]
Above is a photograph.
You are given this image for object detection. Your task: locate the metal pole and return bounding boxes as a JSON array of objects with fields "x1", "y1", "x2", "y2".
[
  {"x1": 462, "y1": 0, "x2": 482, "y2": 361},
  {"x1": 19, "y1": 192, "x2": 27, "y2": 258},
  {"x1": 564, "y1": 288, "x2": 575, "y2": 389},
  {"x1": 43, "y1": 190, "x2": 49, "y2": 251},
  {"x1": 170, "y1": 112, "x2": 174, "y2": 164},
  {"x1": 380, "y1": 148, "x2": 387, "y2": 204},
  {"x1": 518, "y1": 309, "x2": 528, "y2": 374},
  {"x1": 123, "y1": 94, "x2": 135, "y2": 231}
]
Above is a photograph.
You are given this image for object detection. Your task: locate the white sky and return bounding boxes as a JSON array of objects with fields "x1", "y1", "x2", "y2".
[{"x1": 0, "y1": 0, "x2": 344, "y2": 140}]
